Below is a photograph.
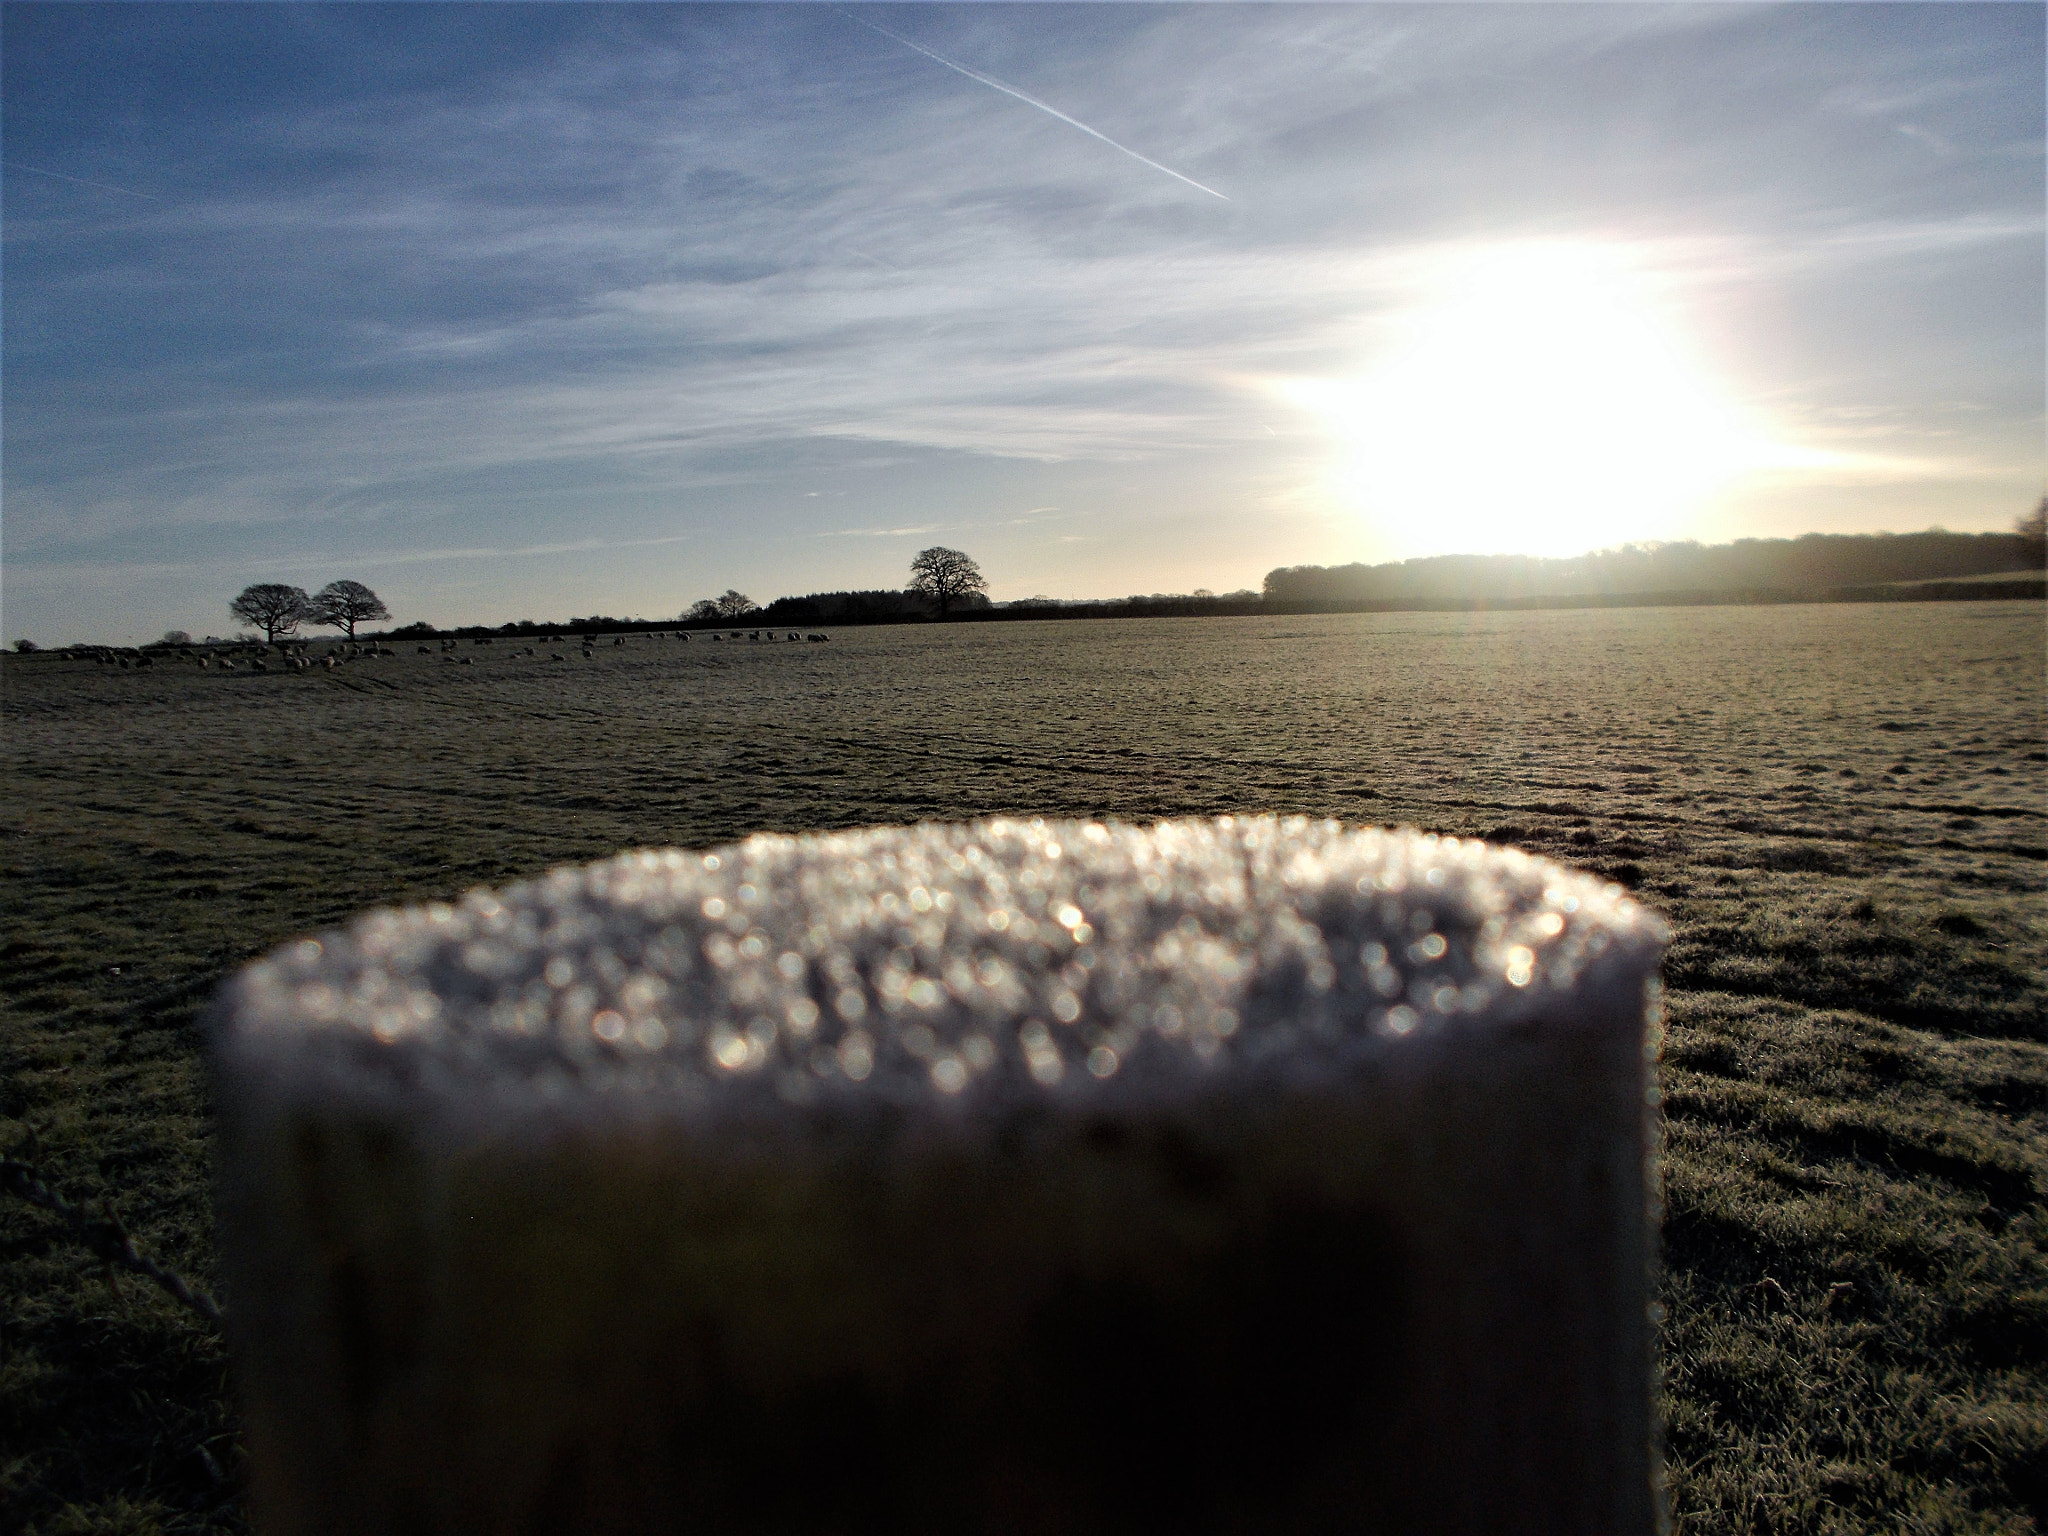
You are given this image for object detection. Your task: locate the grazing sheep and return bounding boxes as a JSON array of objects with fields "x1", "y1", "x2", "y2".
[
  {"x1": 196, "y1": 657, "x2": 210, "y2": 670},
  {"x1": 678, "y1": 633, "x2": 689, "y2": 643},
  {"x1": 807, "y1": 632, "x2": 828, "y2": 642},
  {"x1": 550, "y1": 653, "x2": 564, "y2": 661},
  {"x1": 613, "y1": 637, "x2": 624, "y2": 647},
  {"x1": 459, "y1": 656, "x2": 474, "y2": 666},
  {"x1": 582, "y1": 647, "x2": 594, "y2": 659}
]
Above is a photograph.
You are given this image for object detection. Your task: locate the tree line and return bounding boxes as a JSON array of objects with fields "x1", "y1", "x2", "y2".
[
  {"x1": 18, "y1": 520, "x2": 2038, "y2": 655},
  {"x1": 1263, "y1": 522, "x2": 2046, "y2": 607}
]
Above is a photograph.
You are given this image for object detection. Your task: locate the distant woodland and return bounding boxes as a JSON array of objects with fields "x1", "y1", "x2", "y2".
[
  {"x1": 1262, "y1": 529, "x2": 2042, "y2": 608},
  {"x1": 27, "y1": 528, "x2": 2041, "y2": 656}
]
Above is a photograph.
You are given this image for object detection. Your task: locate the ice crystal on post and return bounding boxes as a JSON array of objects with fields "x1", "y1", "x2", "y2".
[{"x1": 212, "y1": 818, "x2": 1669, "y2": 1534}]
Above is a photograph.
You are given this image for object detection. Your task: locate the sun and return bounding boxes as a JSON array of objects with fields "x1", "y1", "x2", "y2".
[{"x1": 1280, "y1": 242, "x2": 1786, "y2": 558}]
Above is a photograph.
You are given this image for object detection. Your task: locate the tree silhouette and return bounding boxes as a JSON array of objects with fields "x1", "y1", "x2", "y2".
[
  {"x1": 2020, "y1": 497, "x2": 2047, "y2": 569},
  {"x1": 308, "y1": 580, "x2": 391, "y2": 638},
  {"x1": 907, "y1": 547, "x2": 987, "y2": 617},
  {"x1": 712, "y1": 590, "x2": 757, "y2": 619},
  {"x1": 228, "y1": 584, "x2": 311, "y2": 643}
]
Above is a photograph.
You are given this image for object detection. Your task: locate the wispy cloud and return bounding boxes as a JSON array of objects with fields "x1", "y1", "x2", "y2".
[
  {"x1": 5, "y1": 2, "x2": 2040, "y2": 642},
  {"x1": 4, "y1": 534, "x2": 701, "y2": 586}
]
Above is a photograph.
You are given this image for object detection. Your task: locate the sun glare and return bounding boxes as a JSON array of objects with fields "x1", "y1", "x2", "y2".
[{"x1": 1282, "y1": 243, "x2": 1790, "y2": 558}]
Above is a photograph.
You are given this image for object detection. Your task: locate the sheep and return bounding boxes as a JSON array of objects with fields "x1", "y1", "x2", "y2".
[
  {"x1": 613, "y1": 637, "x2": 625, "y2": 647},
  {"x1": 807, "y1": 632, "x2": 828, "y2": 643},
  {"x1": 459, "y1": 656, "x2": 474, "y2": 666},
  {"x1": 196, "y1": 657, "x2": 211, "y2": 670},
  {"x1": 582, "y1": 647, "x2": 595, "y2": 659},
  {"x1": 550, "y1": 653, "x2": 565, "y2": 661}
]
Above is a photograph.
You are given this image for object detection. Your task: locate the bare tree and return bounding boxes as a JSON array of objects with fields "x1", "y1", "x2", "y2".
[
  {"x1": 309, "y1": 580, "x2": 391, "y2": 638},
  {"x1": 2020, "y1": 496, "x2": 2047, "y2": 569},
  {"x1": 684, "y1": 599, "x2": 721, "y2": 622},
  {"x1": 228, "y1": 584, "x2": 311, "y2": 643},
  {"x1": 162, "y1": 630, "x2": 192, "y2": 645},
  {"x1": 712, "y1": 590, "x2": 757, "y2": 619},
  {"x1": 907, "y1": 546, "x2": 987, "y2": 617}
]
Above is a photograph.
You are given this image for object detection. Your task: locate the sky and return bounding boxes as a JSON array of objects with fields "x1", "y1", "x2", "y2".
[{"x1": 3, "y1": 2, "x2": 2042, "y2": 645}]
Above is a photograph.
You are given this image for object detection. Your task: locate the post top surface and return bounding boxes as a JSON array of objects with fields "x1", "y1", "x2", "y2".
[{"x1": 214, "y1": 817, "x2": 1668, "y2": 1127}]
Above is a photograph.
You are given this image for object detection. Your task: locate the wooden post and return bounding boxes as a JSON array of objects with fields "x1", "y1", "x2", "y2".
[{"x1": 211, "y1": 817, "x2": 1668, "y2": 1534}]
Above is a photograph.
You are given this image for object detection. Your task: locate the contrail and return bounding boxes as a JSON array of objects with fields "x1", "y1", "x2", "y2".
[
  {"x1": 2, "y1": 161, "x2": 159, "y2": 199},
  {"x1": 838, "y1": 10, "x2": 1228, "y2": 202}
]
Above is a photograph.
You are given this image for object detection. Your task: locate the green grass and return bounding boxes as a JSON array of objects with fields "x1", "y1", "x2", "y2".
[{"x1": 3, "y1": 603, "x2": 2043, "y2": 1533}]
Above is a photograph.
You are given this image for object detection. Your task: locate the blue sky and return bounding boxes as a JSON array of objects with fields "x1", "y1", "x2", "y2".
[{"x1": 4, "y1": 2, "x2": 2042, "y2": 644}]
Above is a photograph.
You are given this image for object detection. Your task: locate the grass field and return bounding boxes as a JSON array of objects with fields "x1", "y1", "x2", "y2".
[{"x1": 3, "y1": 602, "x2": 2044, "y2": 1534}]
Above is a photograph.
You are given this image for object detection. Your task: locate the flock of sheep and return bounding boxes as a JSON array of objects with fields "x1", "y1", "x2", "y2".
[{"x1": 73, "y1": 629, "x2": 831, "y2": 675}]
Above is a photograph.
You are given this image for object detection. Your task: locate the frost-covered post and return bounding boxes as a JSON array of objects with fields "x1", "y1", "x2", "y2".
[{"x1": 211, "y1": 818, "x2": 1667, "y2": 1534}]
